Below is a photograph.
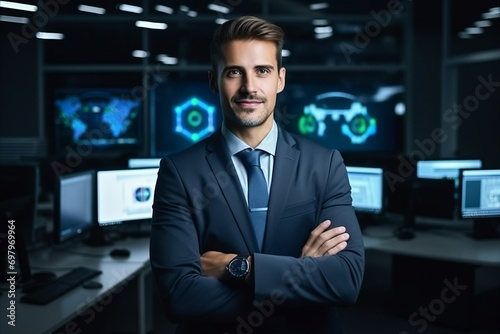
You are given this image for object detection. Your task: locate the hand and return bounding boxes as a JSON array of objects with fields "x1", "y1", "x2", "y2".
[
  {"x1": 200, "y1": 251, "x2": 236, "y2": 279},
  {"x1": 300, "y1": 220, "x2": 349, "y2": 258}
]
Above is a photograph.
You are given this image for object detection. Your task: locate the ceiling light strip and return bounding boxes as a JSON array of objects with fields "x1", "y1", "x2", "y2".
[
  {"x1": 0, "y1": 1, "x2": 37, "y2": 12},
  {"x1": 135, "y1": 20, "x2": 167, "y2": 30},
  {"x1": 78, "y1": 4, "x2": 106, "y2": 15},
  {"x1": 118, "y1": 4, "x2": 143, "y2": 14},
  {"x1": 36, "y1": 32, "x2": 64, "y2": 40},
  {"x1": 0, "y1": 14, "x2": 29, "y2": 23}
]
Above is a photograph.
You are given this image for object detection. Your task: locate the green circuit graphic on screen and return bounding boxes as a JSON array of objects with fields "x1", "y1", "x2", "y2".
[
  {"x1": 298, "y1": 92, "x2": 377, "y2": 144},
  {"x1": 174, "y1": 97, "x2": 216, "y2": 142}
]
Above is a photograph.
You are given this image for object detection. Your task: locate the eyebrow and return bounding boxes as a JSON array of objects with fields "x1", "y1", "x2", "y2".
[{"x1": 223, "y1": 64, "x2": 275, "y2": 72}]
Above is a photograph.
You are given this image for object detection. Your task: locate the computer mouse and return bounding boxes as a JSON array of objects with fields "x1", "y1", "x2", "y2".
[
  {"x1": 397, "y1": 228, "x2": 416, "y2": 240},
  {"x1": 109, "y1": 248, "x2": 131, "y2": 258}
]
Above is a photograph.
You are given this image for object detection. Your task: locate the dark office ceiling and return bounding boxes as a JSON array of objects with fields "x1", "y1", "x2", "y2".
[{"x1": 0, "y1": 0, "x2": 499, "y2": 66}]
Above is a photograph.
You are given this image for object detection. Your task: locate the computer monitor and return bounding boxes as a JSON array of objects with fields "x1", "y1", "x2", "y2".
[
  {"x1": 128, "y1": 158, "x2": 161, "y2": 168},
  {"x1": 96, "y1": 168, "x2": 158, "y2": 226},
  {"x1": 416, "y1": 159, "x2": 482, "y2": 186},
  {"x1": 150, "y1": 80, "x2": 221, "y2": 157},
  {"x1": 278, "y1": 81, "x2": 405, "y2": 154},
  {"x1": 460, "y1": 169, "x2": 500, "y2": 238},
  {"x1": 387, "y1": 177, "x2": 456, "y2": 239},
  {"x1": 53, "y1": 170, "x2": 95, "y2": 244},
  {"x1": 346, "y1": 166, "x2": 384, "y2": 215},
  {"x1": 53, "y1": 87, "x2": 144, "y2": 158}
]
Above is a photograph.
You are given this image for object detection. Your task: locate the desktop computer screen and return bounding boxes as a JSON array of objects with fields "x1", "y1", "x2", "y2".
[
  {"x1": 346, "y1": 166, "x2": 384, "y2": 214},
  {"x1": 460, "y1": 169, "x2": 500, "y2": 219},
  {"x1": 417, "y1": 159, "x2": 483, "y2": 202},
  {"x1": 387, "y1": 177, "x2": 456, "y2": 219},
  {"x1": 386, "y1": 176, "x2": 456, "y2": 239},
  {"x1": 278, "y1": 80, "x2": 405, "y2": 154},
  {"x1": 151, "y1": 80, "x2": 221, "y2": 157},
  {"x1": 128, "y1": 158, "x2": 161, "y2": 169},
  {"x1": 416, "y1": 159, "x2": 482, "y2": 182},
  {"x1": 53, "y1": 87, "x2": 144, "y2": 158},
  {"x1": 53, "y1": 170, "x2": 95, "y2": 244},
  {"x1": 97, "y1": 168, "x2": 158, "y2": 226}
]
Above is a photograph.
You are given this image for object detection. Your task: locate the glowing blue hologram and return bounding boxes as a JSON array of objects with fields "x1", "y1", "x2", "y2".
[{"x1": 174, "y1": 97, "x2": 216, "y2": 142}]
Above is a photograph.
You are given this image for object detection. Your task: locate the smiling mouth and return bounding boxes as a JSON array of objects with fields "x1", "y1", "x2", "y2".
[{"x1": 237, "y1": 100, "x2": 262, "y2": 106}]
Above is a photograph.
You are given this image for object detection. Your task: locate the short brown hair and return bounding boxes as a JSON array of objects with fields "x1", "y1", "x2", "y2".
[{"x1": 210, "y1": 16, "x2": 285, "y2": 72}]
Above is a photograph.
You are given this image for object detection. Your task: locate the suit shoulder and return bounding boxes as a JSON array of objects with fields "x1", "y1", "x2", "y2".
[
  {"x1": 160, "y1": 138, "x2": 209, "y2": 165},
  {"x1": 287, "y1": 131, "x2": 339, "y2": 156}
]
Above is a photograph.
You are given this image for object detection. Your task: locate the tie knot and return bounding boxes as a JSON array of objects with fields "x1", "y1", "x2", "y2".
[{"x1": 237, "y1": 149, "x2": 262, "y2": 168}]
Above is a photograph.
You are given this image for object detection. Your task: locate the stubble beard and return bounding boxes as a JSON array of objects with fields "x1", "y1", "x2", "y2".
[
  {"x1": 225, "y1": 95, "x2": 273, "y2": 128},
  {"x1": 227, "y1": 106, "x2": 273, "y2": 128}
]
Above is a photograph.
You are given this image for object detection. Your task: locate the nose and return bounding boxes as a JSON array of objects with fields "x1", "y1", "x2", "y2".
[{"x1": 240, "y1": 75, "x2": 257, "y2": 94}]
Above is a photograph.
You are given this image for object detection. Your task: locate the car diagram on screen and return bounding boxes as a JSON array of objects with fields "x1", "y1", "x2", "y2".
[
  {"x1": 174, "y1": 97, "x2": 216, "y2": 142},
  {"x1": 298, "y1": 92, "x2": 377, "y2": 144}
]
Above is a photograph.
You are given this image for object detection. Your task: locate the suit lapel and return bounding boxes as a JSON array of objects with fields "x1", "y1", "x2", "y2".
[
  {"x1": 205, "y1": 131, "x2": 260, "y2": 253},
  {"x1": 263, "y1": 129, "x2": 299, "y2": 252}
]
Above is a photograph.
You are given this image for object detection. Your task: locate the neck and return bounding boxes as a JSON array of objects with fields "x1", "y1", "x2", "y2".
[{"x1": 227, "y1": 121, "x2": 273, "y2": 148}]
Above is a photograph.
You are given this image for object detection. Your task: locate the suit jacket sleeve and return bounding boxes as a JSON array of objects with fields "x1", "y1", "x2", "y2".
[{"x1": 252, "y1": 148, "x2": 365, "y2": 307}]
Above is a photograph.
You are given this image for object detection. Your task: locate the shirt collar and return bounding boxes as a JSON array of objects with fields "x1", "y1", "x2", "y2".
[{"x1": 222, "y1": 121, "x2": 278, "y2": 157}]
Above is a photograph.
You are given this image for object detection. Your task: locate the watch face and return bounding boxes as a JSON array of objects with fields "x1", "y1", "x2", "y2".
[{"x1": 228, "y1": 257, "x2": 249, "y2": 278}]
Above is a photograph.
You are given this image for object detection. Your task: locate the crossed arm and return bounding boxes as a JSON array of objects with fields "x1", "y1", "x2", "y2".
[{"x1": 201, "y1": 219, "x2": 349, "y2": 280}]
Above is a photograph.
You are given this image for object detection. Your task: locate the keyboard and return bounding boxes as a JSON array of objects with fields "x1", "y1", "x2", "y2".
[{"x1": 21, "y1": 267, "x2": 102, "y2": 305}]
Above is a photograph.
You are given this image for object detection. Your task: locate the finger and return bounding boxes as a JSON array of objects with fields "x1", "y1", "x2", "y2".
[
  {"x1": 301, "y1": 220, "x2": 331, "y2": 256},
  {"x1": 318, "y1": 233, "x2": 350, "y2": 256},
  {"x1": 325, "y1": 241, "x2": 348, "y2": 255},
  {"x1": 303, "y1": 220, "x2": 331, "y2": 248},
  {"x1": 308, "y1": 225, "x2": 346, "y2": 251}
]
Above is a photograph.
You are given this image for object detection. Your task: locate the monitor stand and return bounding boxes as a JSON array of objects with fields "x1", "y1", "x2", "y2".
[
  {"x1": 394, "y1": 180, "x2": 417, "y2": 240},
  {"x1": 84, "y1": 225, "x2": 113, "y2": 246},
  {"x1": 468, "y1": 218, "x2": 500, "y2": 239},
  {"x1": 395, "y1": 214, "x2": 416, "y2": 240}
]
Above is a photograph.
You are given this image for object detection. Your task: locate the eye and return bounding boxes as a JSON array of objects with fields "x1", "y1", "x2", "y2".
[
  {"x1": 256, "y1": 67, "x2": 271, "y2": 76},
  {"x1": 226, "y1": 69, "x2": 242, "y2": 77}
]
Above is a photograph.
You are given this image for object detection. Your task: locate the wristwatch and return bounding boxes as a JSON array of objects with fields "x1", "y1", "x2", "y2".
[{"x1": 226, "y1": 255, "x2": 250, "y2": 280}]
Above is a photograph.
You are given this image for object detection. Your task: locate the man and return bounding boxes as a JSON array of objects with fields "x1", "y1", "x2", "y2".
[{"x1": 150, "y1": 16, "x2": 365, "y2": 334}]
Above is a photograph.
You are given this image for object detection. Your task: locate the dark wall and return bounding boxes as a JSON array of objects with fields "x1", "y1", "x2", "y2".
[
  {"x1": 0, "y1": 24, "x2": 39, "y2": 137},
  {"x1": 409, "y1": 0, "x2": 443, "y2": 159},
  {"x1": 456, "y1": 60, "x2": 500, "y2": 168}
]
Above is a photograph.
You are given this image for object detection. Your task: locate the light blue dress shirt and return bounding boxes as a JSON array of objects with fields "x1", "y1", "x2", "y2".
[{"x1": 221, "y1": 121, "x2": 278, "y2": 203}]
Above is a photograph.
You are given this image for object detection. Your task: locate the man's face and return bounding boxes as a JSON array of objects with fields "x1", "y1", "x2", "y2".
[{"x1": 210, "y1": 39, "x2": 286, "y2": 130}]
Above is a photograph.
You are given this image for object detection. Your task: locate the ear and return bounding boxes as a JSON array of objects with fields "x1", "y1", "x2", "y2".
[
  {"x1": 277, "y1": 67, "x2": 286, "y2": 94},
  {"x1": 208, "y1": 70, "x2": 219, "y2": 94}
]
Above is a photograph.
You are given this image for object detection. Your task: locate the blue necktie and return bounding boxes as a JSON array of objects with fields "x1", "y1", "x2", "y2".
[{"x1": 237, "y1": 149, "x2": 269, "y2": 250}]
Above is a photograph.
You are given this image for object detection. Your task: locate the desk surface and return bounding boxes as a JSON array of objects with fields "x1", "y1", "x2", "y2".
[
  {"x1": 0, "y1": 237, "x2": 150, "y2": 334},
  {"x1": 362, "y1": 220, "x2": 500, "y2": 266}
]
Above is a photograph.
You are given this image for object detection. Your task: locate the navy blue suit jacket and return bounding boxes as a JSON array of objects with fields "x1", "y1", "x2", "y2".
[{"x1": 150, "y1": 126, "x2": 365, "y2": 334}]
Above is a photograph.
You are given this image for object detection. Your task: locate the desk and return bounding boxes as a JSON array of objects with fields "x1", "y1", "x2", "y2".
[
  {"x1": 362, "y1": 220, "x2": 500, "y2": 331},
  {"x1": 363, "y1": 222, "x2": 500, "y2": 266},
  {"x1": 0, "y1": 237, "x2": 151, "y2": 334}
]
